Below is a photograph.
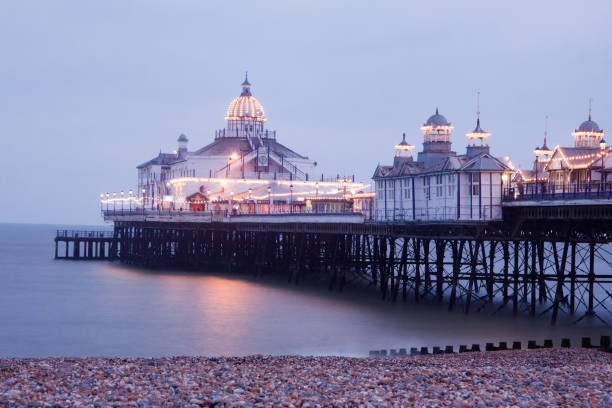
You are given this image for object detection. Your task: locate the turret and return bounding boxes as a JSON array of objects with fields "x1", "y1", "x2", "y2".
[
  {"x1": 393, "y1": 133, "x2": 415, "y2": 167},
  {"x1": 572, "y1": 106, "x2": 604, "y2": 148},
  {"x1": 466, "y1": 117, "x2": 490, "y2": 157},
  {"x1": 417, "y1": 108, "x2": 456, "y2": 167},
  {"x1": 177, "y1": 133, "x2": 189, "y2": 155}
]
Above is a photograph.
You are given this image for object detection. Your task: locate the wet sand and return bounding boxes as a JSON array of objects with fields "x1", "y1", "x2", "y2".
[{"x1": 1, "y1": 349, "x2": 611, "y2": 407}]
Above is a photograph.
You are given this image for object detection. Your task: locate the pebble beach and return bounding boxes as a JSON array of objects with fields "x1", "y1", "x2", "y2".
[{"x1": 1, "y1": 349, "x2": 611, "y2": 407}]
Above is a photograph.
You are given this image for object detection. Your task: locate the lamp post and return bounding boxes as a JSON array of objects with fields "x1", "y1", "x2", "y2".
[
  {"x1": 113, "y1": 192, "x2": 117, "y2": 211},
  {"x1": 534, "y1": 155, "x2": 538, "y2": 196},
  {"x1": 106, "y1": 193, "x2": 110, "y2": 211},
  {"x1": 129, "y1": 190, "x2": 133, "y2": 211},
  {"x1": 230, "y1": 192, "x2": 234, "y2": 215},
  {"x1": 601, "y1": 139, "x2": 607, "y2": 189},
  {"x1": 248, "y1": 187, "x2": 253, "y2": 214},
  {"x1": 289, "y1": 184, "x2": 294, "y2": 213},
  {"x1": 141, "y1": 188, "x2": 146, "y2": 209},
  {"x1": 99, "y1": 193, "x2": 104, "y2": 212},
  {"x1": 342, "y1": 180, "x2": 347, "y2": 213},
  {"x1": 267, "y1": 186, "x2": 272, "y2": 214},
  {"x1": 120, "y1": 191, "x2": 125, "y2": 211}
]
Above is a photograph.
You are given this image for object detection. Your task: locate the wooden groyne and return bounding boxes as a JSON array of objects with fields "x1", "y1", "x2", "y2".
[
  {"x1": 369, "y1": 335, "x2": 612, "y2": 357},
  {"x1": 54, "y1": 230, "x2": 118, "y2": 260}
]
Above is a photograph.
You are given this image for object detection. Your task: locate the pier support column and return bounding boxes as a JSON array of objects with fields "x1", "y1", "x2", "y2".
[{"x1": 588, "y1": 242, "x2": 595, "y2": 316}]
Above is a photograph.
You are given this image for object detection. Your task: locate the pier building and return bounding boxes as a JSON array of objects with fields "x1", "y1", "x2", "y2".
[
  {"x1": 372, "y1": 110, "x2": 513, "y2": 221},
  {"x1": 134, "y1": 74, "x2": 371, "y2": 216},
  {"x1": 513, "y1": 110, "x2": 611, "y2": 198}
]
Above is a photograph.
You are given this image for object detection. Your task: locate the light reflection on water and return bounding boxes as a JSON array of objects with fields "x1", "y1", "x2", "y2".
[{"x1": 0, "y1": 223, "x2": 608, "y2": 357}]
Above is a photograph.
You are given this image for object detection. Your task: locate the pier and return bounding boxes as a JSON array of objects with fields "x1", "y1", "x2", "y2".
[
  {"x1": 54, "y1": 77, "x2": 612, "y2": 323},
  {"x1": 69, "y1": 191, "x2": 611, "y2": 324},
  {"x1": 54, "y1": 230, "x2": 118, "y2": 260}
]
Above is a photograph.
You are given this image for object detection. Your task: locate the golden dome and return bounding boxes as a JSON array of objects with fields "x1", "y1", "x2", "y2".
[{"x1": 225, "y1": 74, "x2": 266, "y2": 122}]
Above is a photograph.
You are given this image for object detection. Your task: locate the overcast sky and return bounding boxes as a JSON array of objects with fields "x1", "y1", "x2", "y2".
[{"x1": 1, "y1": 0, "x2": 611, "y2": 225}]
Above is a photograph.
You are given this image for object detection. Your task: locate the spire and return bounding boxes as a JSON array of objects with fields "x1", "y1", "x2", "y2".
[
  {"x1": 241, "y1": 71, "x2": 251, "y2": 96},
  {"x1": 543, "y1": 115, "x2": 548, "y2": 149},
  {"x1": 435, "y1": 107, "x2": 439, "y2": 115},
  {"x1": 588, "y1": 97, "x2": 592, "y2": 121},
  {"x1": 470, "y1": 92, "x2": 486, "y2": 134}
]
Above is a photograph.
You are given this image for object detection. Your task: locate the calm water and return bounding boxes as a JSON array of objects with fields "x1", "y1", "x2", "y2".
[{"x1": 0, "y1": 223, "x2": 608, "y2": 358}]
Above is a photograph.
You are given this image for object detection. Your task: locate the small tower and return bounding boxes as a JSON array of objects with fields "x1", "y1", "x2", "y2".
[
  {"x1": 417, "y1": 108, "x2": 455, "y2": 167},
  {"x1": 177, "y1": 133, "x2": 189, "y2": 155},
  {"x1": 421, "y1": 108, "x2": 453, "y2": 145},
  {"x1": 573, "y1": 100, "x2": 604, "y2": 148},
  {"x1": 394, "y1": 133, "x2": 415, "y2": 167},
  {"x1": 466, "y1": 117, "x2": 491, "y2": 157},
  {"x1": 466, "y1": 92, "x2": 491, "y2": 157}
]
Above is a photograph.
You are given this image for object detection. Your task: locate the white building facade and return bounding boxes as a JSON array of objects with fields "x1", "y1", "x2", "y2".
[{"x1": 373, "y1": 110, "x2": 513, "y2": 222}]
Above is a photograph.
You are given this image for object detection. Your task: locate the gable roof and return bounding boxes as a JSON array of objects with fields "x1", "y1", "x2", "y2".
[
  {"x1": 544, "y1": 146, "x2": 611, "y2": 171},
  {"x1": 460, "y1": 153, "x2": 511, "y2": 172}
]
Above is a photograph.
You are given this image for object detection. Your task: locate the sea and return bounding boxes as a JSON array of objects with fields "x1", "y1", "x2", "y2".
[{"x1": 0, "y1": 223, "x2": 608, "y2": 358}]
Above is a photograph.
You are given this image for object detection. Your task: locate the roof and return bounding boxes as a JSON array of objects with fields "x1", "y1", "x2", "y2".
[
  {"x1": 226, "y1": 94, "x2": 266, "y2": 121},
  {"x1": 193, "y1": 137, "x2": 308, "y2": 160},
  {"x1": 137, "y1": 152, "x2": 184, "y2": 169},
  {"x1": 193, "y1": 138, "x2": 252, "y2": 156},
  {"x1": 373, "y1": 151, "x2": 510, "y2": 179},
  {"x1": 177, "y1": 133, "x2": 188, "y2": 142},
  {"x1": 469, "y1": 117, "x2": 488, "y2": 134},
  {"x1": 372, "y1": 160, "x2": 423, "y2": 179},
  {"x1": 576, "y1": 116, "x2": 602, "y2": 133},
  {"x1": 226, "y1": 75, "x2": 266, "y2": 121},
  {"x1": 424, "y1": 108, "x2": 450, "y2": 127},
  {"x1": 397, "y1": 133, "x2": 410, "y2": 146},
  {"x1": 545, "y1": 146, "x2": 609, "y2": 170},
  {"x1": 513, "y1": 168, "x2": 548, "y2": 183},
  {"x1": 460, "y1": 153, "x2": 511, "y2": 172}
]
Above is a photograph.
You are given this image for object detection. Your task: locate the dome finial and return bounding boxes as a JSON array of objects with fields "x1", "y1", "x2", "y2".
[
  {"x1": 435, "y1": 107, "x2": 439, "y2": 115},
  {"x1": 241, "y1": 71, "x2": 251, "y2": 96},
  {"x1": 588, "y1": 97, "x2": 592, "y2": 121}
]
